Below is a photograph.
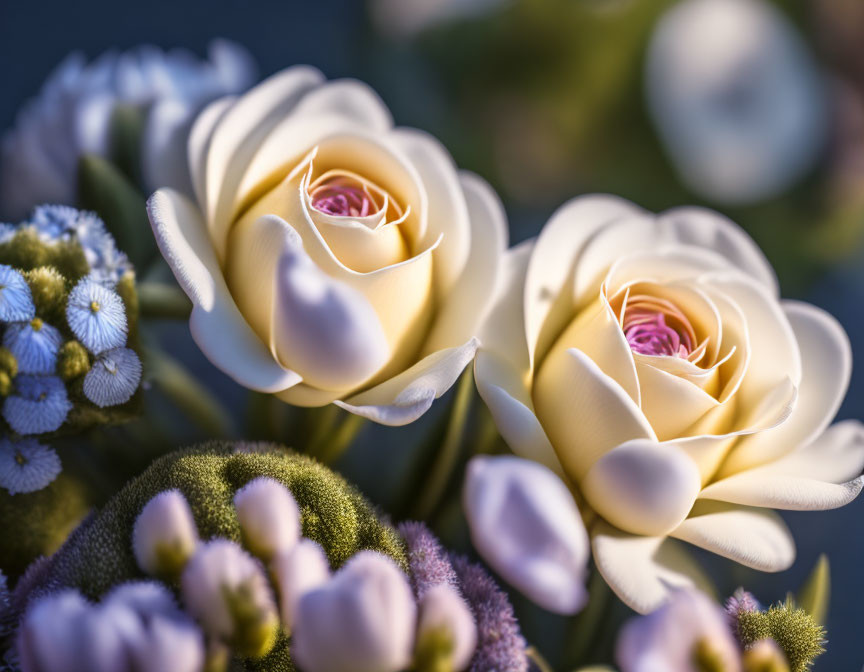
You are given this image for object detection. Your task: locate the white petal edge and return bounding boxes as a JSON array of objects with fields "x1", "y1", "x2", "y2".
[
  {"x1": 335, "y1": 338, "x2": 479, "y2": 426},
  {"x1": 591, "y1": 520, "x2": 714, "y2": 614},
  {"x1": 423, "y1": 170, "x2": 507, "y2": 354},
  {"x1": 670, "y1": 502, "x2": 795, "y2": 572},
  {"x1": 291, "y1": 78, "x2": 394, "y2": 132},
  {"x1": 147, "y1": 188, "x2": 301, "y2": 393},
  {"x1": 657, "y1": 206, "x2": 779, "y2": 296}
]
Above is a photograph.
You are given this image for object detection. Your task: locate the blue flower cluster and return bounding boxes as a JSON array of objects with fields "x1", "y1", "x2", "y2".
[{"x1": 0, "y1": 206, "x2": 142, "y2": 495}]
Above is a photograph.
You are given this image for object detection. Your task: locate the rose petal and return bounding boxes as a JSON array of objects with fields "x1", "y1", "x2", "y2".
[
  {"x1": 392, "y1": 128, "x2": 471, "y2": 299},
  {"x1": 423, "y1": 171, "x2": 507, "y2": 354},
  {"x1": 271, "y1": 240, "x2": 390, "y2": 391},
  {"x1": 188, "y1": 96, "x2": 235, "y2": 209},
  {"x1": 335, "y1": 338, "x2": 478, "y2": 426},
  {"x1": 147, "y1": 188, "x2": 301, "y2": 393},
  {"x1": 717, "y1": 301, "x2": 850, "y2": 477},
  {"x1": 582, "y1": 440, "x2": 701, "y2": 537},
  {"x1": 291, "y1": 79, "x2": 393, "y2": 131},
  {"x1": 203, "y1": 66, "x2": 325, "y2": 258},
  {"x1": 524, "y1": 195, "x2": 643, "y2": 369},
  {"x1": 533, "y1": 347, "x2": 655, "y2": 482},
  {"x1": 592, "y1": 520, "x2": 714, "y2": 615},
  {"x1": 699, "y1": 420, "x2": 864, "y2": 510},
  {"x1": 657, "y1": 206, "x2": 779, "y2": 295},
  {"x1": 671, "y1": 502, "x2": 795, "y2": 572}
]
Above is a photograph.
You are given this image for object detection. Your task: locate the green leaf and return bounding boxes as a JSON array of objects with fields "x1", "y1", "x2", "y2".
[
  {"x1": 797, "y1": 554, "x2": 830, "y2": 626},
  {"x1": 108, "y1": 103, "x2": 146, "y2": 186},
  {"x1": 77, "y1": 153, "x2": 157, "y2": 269}
]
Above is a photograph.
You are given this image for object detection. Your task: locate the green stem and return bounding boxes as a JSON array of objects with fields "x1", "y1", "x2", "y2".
[
  {"x1": 313, "y1": 411, "x2": 367, "y2": 464},
  {"x1": 138, "y1": 282, "x2": 192, "y2": 320},
  {"x1": 526, "y1": 646, "x2": 555, "y2": 672},
  {"x1": 564, "y1": 565, "x2": 612, "y2": 667},
  {"x1": 410, "y1": 368, "x2": 475, "y2": 521}
]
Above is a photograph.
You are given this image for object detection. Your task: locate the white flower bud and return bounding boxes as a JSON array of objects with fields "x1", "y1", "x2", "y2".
[
  {"x1": 292, "y1": 551, "x2": 416, "y2": 672},
  {"x1": 180, "y1": 539, "x2": 279, "y2": 658},
  {"x1": 272, "y1": 539, "x2": 330, "y2": 630},
  {"x1": 233, "y1": 477, "x2": 300, "y2": 561},
  {"x1": 17, "y1": 590, "x2": 89, "y2": 672},
  {"x1": 132, "y1": 490, "x2": 198, "y2": 580},
  {"x1": 415, "y1": 584, "x2": 477, "y2": 672}
]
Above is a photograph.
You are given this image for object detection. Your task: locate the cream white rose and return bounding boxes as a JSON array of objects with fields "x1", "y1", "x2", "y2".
[
  {"x1": 148, "y1": 67, "x2": 506, "y2": 424},
  {"x1": 475, "y1": 194, "x2": 864, "y2": 613}
]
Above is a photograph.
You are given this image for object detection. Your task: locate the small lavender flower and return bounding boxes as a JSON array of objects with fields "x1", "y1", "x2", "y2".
[
  {"x1": 16, "y1": 589, "x2": 90, "y2": 672},
  {"x1": 0, "y1": 438, "x2": 61, "y2": 494},
  {"x1": 727, "y1": 588, "x2": 762, "y2": 643},
  {"x1": 3, "y1": 374, "x2": 71, "y2": 434},
  {"x1": 66, "y1": 278, "x2": 127, "y2": 354},
  {"x1": 83, "y1": 347, "x2": 142, "y2": 407},
  {"x1": 3, "y1": 319, "x2": 62, "y2": 374},
  {"x1": 0, "y1": 265, "x2": 35, "y2": 323},
  {"x1": 450, "y1": 554, "x2": 528, "y2": 672},
  {"x1": 399, "y1": 521, "x2": 460, "y2": 600}
]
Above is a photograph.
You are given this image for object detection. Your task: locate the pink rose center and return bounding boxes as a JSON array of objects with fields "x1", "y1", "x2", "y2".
[
  {"x1": 623, "y1": 309, "x2": 694, "y2": 358},
  {"x1": 310, "y1": 176, "x2": 379, "y2": 217}
]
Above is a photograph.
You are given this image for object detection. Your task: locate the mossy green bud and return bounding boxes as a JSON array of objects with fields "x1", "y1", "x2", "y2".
[
  {"x1": 57, "y1": 340, "x2": 91, "y2": 381},
  {"x1": 744, "y1": 639, "x2": 791, "y2": 672},
  {"x1": 738, "y1": 601, "x2": 825, "y2": 672},
  {"x1": 24, "y1": 266, "x2": 68, "y2": 323},
  {"x1": 0, "y1": 346, "x2": 18, "y2": 378}
]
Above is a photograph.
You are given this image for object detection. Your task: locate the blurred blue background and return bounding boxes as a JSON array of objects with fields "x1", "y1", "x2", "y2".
[{"x1": 2, "y1": 0, "x2": 863, "y2": 669}]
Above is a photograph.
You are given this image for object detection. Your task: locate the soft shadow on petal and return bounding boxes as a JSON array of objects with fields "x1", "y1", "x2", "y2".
[
  {"x1": 271, "y1": 242, "x2": 390, "y2": 391},
  {"x1": 533, "y1": 347, "x2": 655, "y2": 482},
  {"x1": 699, "y1": 420, "x2": 864, "y2": 510},
  {"x1": 657, "y1": 206, "x2": 779, "y2": 295},
  {"x1": 670, "y1": 501, "x2": 795, "y2": 571},
  {"x1": 717, "y1": 301, "x2": 851, "y2": 477},
  {"x1": 335, "y1": 338, "x2": 478, "y2": 425},
  {"x1": 423, "y1": 171, "x2": 507, "y2": 354},
  {"x1": 147, "y1": 188, "x2": 301, "y2": 393},
  {"x1": 524, "y1": 194, "x2": 643, "y2": 369},
  {"x1": 463, "y1": 456, "x2": 589, "y2": 615},
  {"x1": 591, "y1": 520, "x2": 714, "y2": 614}
]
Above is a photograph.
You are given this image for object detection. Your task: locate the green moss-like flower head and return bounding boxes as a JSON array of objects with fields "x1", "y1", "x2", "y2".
[{"x1": 737, "y1": 600, "x2": 825, "y2": 672}]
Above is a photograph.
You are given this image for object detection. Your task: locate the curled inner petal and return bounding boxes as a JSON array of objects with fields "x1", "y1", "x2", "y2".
[
  {"x1": 310, "y1": 175, "x2": 382, "y2": 218},
  {"x1": 620, "y1": 292, "x2": 699, "y2": 359}
]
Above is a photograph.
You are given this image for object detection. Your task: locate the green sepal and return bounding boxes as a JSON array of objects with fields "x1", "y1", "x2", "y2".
[{"x1": 797, "y1": 554, "x2": 830, "y2": 626}]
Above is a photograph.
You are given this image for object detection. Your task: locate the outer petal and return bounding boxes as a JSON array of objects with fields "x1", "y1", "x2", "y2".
[
  {"x1": 533, "y1": 347, "x2": 655, "y2": 482},
  {"x1": 474, "y1": 242, "x2": 565, "y2": 476},
  {"x1": 670, "y1": 502, "x2": 795, "y2": 572},
  {"x1": 592, "y1": 521, "x2": 714, "y2": 614},
  {"x1": 717, "y1": 301, "x2": 851, "y2": 477},
  {"x1": 392, "y1": 128, "x2": 471, "y2": 300},
  {"x1": 524, "y1": 194, "x2": 643, "y2": 368},
  {"x1": 291, "y1": 79, "x2": 393, "y2": 132},
  {"x1": 272, "y1": 240, "x2": 390, "y2": 391},
  {"x1": 463, "y1": 456, "x2": 589, "y2": 615},
  {"x1": 582, "y1": 440, "x2": 702, "y2": 537},
  {"x1": 656, "y1": 207, "x2": 779, "y2": 295},
  {"x1": 188, "y1": 96, "x2": 235, "y2": 209},
  {"x1": 203, "y1": 66, "x2": 325, "y2": 258},
  {"x1": 423, "y1": 171, "x2": 507, "y2": 354},
  {"x1": 335, "y1": 338, "x2": 478, "y2": 426},
  {"x1": 699, "y1": 420, "x2": 864, "y2": 510},
  {"x1": 147, "y1": 188, "x2": 300, "y2": 393}
]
